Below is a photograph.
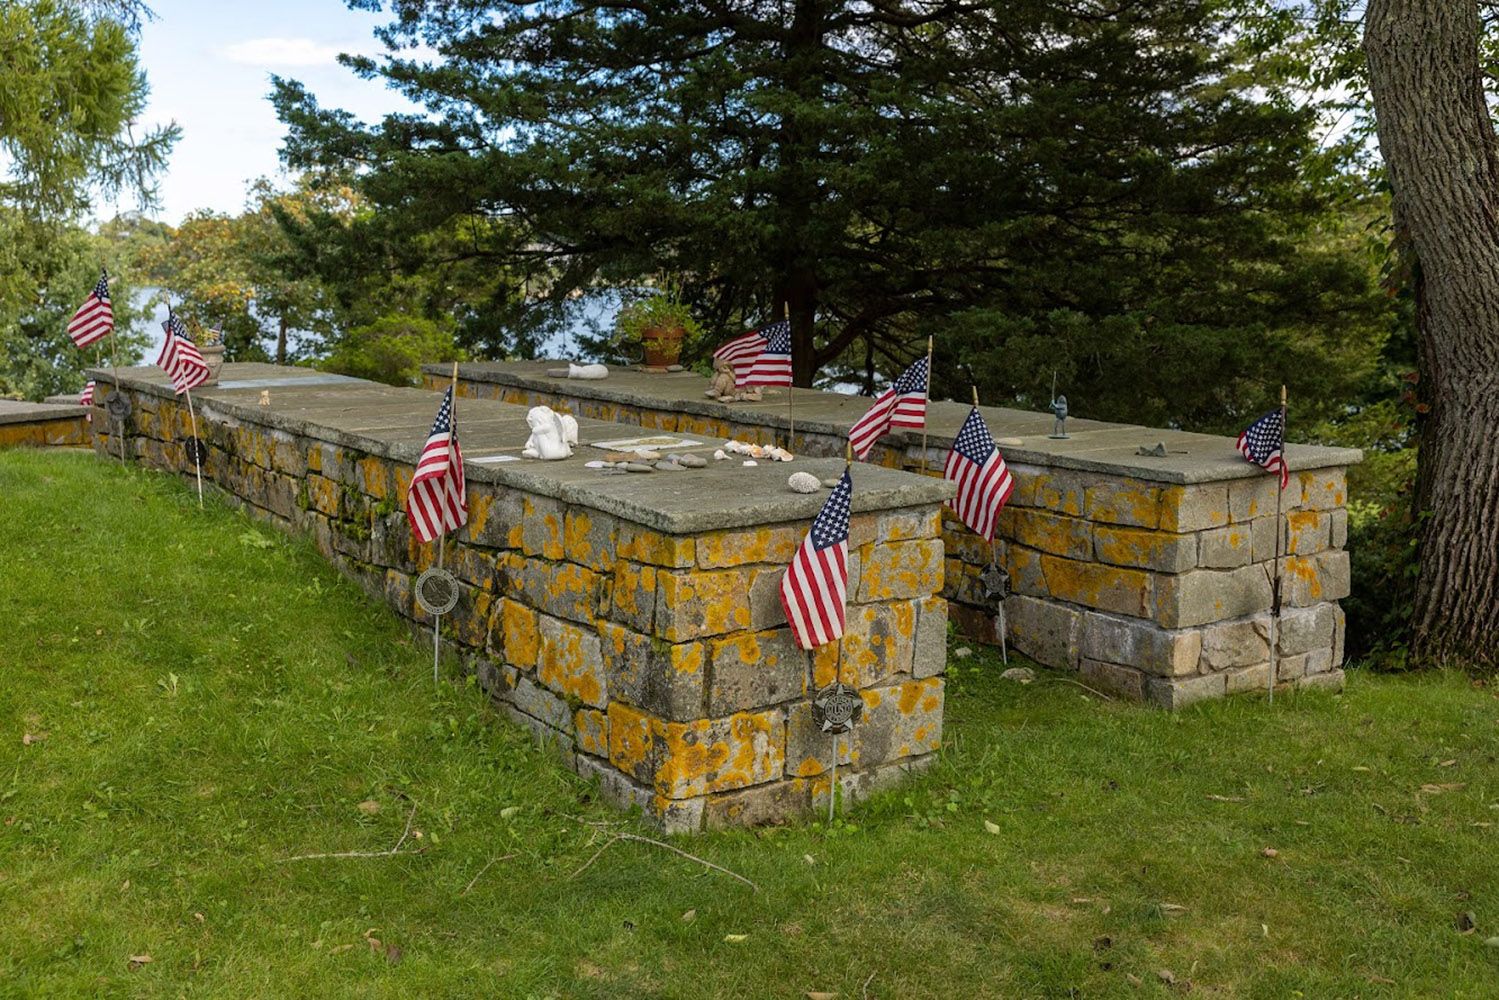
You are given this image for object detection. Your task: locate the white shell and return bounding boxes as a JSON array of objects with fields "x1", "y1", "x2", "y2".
[
  {"x1": 714, "y1": 449, "x2": 727, "y2": 461},
  {"x1": 742, "y1": 460, "x2": 758, "y2": 467},
  {"x1": 584, "y1": 460, "x2": 607, "y2": 469},
  {"x1": 748, "y1": 444, "x2": 765, "y2": 458},
  {"x1": 788, "y1": 472, "x2": 821, "y2": 494}
]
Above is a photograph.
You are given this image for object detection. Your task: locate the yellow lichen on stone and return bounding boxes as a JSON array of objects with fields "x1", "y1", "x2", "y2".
[
  {"x1": 696, "y1": 525, "x2": 800, "y2": 569},
  {"x1": 611, "y1": 562, "x2": 656, "y2": 623},
  {"x1": 358, "y1": 456, "x2": 390, "y2": 499},
  {"x1": 607, "y1": 702, "x2": 655, "y2": 781},
  {"x1": 537, "y1": 618, "x2": 605, "y2": 707},
  {"x1": 655, "y1": 709, "x2": 785, "y2": 798},
  {"x1": 500, "y1": 598, "x2": 539, "y2": 669},
  {"x1": 1039, "y1": 554, "x2": 1151, "y2": 617},
  {"x1": 1286, "y1": 511, "x2": 1321, "y2": 555},
  {"x1": 617, "y1": 527, "x2": 695, "y2": 567},
  {"x1": 1284, "y1": 555, "x2": 1322, "y2": 600},
  {"x1": 522, "y1": 498, "x2": 564, "y2": 559},
  {"x1": 657, "y1": 569, "x2": 753, "y2": 639},
  {"x1": 574, "y1": 708, "x2": 609, "y2": 758},
  {"x1": 857, "y1": 538, "x2": 943, "y2": 602}
]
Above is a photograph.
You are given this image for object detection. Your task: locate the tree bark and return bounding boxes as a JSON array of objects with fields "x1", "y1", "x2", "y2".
[
  {"x1": 1365, "y1": 0, "x2": 1499, "y2": 668},
  {"x1": 276, "y1": 315, "x2": 288, "y2": 366}
]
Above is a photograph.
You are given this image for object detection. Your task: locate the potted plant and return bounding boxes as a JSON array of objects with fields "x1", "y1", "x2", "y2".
[{"x1": 613, "y1": 294, "x2": 702, "y2": 368}]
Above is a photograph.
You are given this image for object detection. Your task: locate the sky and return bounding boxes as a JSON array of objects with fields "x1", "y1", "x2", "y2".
[{"x1": 101, "y1": 0, "x2": 418, "y2": 224}]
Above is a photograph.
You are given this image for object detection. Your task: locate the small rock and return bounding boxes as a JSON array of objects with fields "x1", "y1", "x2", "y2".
[
  {"x1": 820, "y1": 478, "x2": 839, "y2": 488},
  {"x1": 634, "y1": 450, "x2": 661, "y2": 461},
  {"x1": 788, "y1": 472, "x2": 821, "y2": 493},
  {"x1": 679, "y1": 454, "x2": 707, "y2": 468},
  {"x1": 714, "y1": 450, "x2": 727, "y2": 461},
  {"x1": 1485, "y1": 935, "x2": 1499, "y2": 948},
  {"x1": 656, "y1": 460, "x2": 685, "y2": 471},
  {"x1": 1000, "y1": 667, "x2": 1035, "y2": 684},
  {"x1": 584, "y1": 460, "x2": 607, "y2": 469},
  {"x1": 667, "y1": 364, "x2": 685, "y2": 372},
  {"x1": 954, "y1": 646, "x2": 972, "y2": 659},
  {"x1": 545, "y1": 367, "x2": 570, "y2": 378},
  {"x1": 624, "y1": 462, "x2": 655, "y2": 473},
  {"x1": 742, "y1": 460, "x2": 758, "y2": 467}
]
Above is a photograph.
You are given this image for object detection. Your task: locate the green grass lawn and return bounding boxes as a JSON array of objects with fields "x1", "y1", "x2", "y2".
[{"x1": 2, "y1": 449, "x2": 1497, "y2": 998}]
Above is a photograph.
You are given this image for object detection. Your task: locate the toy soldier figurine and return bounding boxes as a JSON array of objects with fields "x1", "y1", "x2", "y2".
[{"x1": 1049, "y1": 393, "x2": 1069, "y2": 439}]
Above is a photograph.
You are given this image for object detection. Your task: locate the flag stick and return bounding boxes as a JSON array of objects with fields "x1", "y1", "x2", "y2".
[
  {"x1": 433, "y1": 361, "x2": 461, "y2": 684},
  {"x1": 919, "y1": 335, "x2": 934, "y2": 475},
  {"x1": 787, "y1": 382, "x2": 795, "y2": 454},
  {"x1": 823, "y1": 441, "x2": 855, "y2": 822},
  {"x1": 105, "y1": 268, "x2": 124, "y2": 463},
  {"x1": 183, "y1": 386, "x2": 204, "y2": 508},
  {"x1": 972, "y1": 385, "x2": 980, "y2": 407},
  {"x1": 1268, "y1": 384, "x2": 1288, "y2": 704}
]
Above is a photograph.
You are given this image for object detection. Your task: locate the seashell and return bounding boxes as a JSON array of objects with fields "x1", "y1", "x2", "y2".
[
  {"x1": 714, "y1": 449, "x2": 727, "y2": 461},
  {"x1": 788, "y1": 472, "x2": 821, "y2": 494},
  {"x1": 584, "y1": 460, "x2": 607, "y2": 469},
  {"x1": 742, "y1": 460, "x2": 758, "y2": 467},
  {"x1": 748, "y1": 445, "x2": 765, "y2": 458}
]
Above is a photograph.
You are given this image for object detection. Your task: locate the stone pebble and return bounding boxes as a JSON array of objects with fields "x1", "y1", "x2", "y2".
[{"x1": 624, "y1": 462, "x2": 655, "y2": 473}]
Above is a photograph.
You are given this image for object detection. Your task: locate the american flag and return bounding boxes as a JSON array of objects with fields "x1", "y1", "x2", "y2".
[
  {"x1": 847, "y1": 356, "x2": 929, "y2": 459},
  {"x1": 80, "y1": 379, "x2": 95, "y2": 423},
  {"x1": 406, "y1": 386, "x2": 468, "y2": 544},
  {"x1": 67, "y1": 271, "x2": 113, "y2": 349},
  {"x1": 780, "y1": 467, "x2": 853, "y2": 649},
  {"x1": 944, "y1": 405, "x2": 1015, "y2": 541},
  {"x1": 736, "y1": 320, "x2": 794, "y2": 387},
  {"x1": 156, "y1": 313, "x2": 212, "y2": 395},
  {"x1": 712, "y1": 324, "x2": 771, "y2": 369},
  {"x1": 1237, "y1": 408, "x2": 1288, "y2": 488}
]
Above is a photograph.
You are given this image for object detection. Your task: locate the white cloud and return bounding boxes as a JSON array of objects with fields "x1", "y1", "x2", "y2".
[{"x1": 220, "y1": 37, "x2": 359, "y2": 68}]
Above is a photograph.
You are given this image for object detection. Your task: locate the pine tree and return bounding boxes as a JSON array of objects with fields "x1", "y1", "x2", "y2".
[{"x1": 275, "y1": 0, "x2": 1386, "y2": 424}]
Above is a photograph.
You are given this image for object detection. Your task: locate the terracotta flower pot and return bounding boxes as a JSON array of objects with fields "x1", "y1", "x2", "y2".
[{"x1": 641, "y1": 324, "x2": 685, "y2": 368}]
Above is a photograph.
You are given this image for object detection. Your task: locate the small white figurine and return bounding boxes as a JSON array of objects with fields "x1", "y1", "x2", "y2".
[{"x1": 522, "y1": 406, "x2": 574, "y2": 460}]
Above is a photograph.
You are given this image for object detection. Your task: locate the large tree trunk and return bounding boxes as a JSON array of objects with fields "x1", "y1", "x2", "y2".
[
  {"x1": 275, "y1": 315, "x2": 288, "y2": 366},
  {"x1": 1365, "y1": 0, "x2": 1499, "y2": 669}
]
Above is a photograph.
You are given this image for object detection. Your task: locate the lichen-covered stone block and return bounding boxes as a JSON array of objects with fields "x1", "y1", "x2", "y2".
[
  {"x1": 1146, "y1": 671, "x2": 1227, "y2": 709},
  {"x1": 563, "y1": 509, "x2": 618, "y2": 571},
  {"x1": 856, "y1": 537, "x2": 943, "y2": 602},
  {"x1": 607, "y1": 702, "x2": 786, "y2": 799},
  {"x1": 695, "y1": 524, "x2": 801, "y2": 569},
  {"x1": 1159, "y1": 484, "x2": 1230, "y2": 533},
  {"x1": 655, "y1": 567, "x2": 755, "y2": 640},
  {"x1": 536, "y1": 614, "x2": 608, "y2": 708},
  {"x1": 1080, "y1": 659, "x2": 1144, "y2": 701},
  {"x1": 707, "y1": 629, "x2": 807, "y2": 715},
  {"x1": 1006, "y1": 595, "x2": 1082, "y2": 671},
  {"x1": 1082, "y1": 612, "x2": 1201, "y2": 677},
  {"x1": 1154, "y1": 565, "x2": 1272, "y2": 629},
  {"x1": 1094, "y1": 524, "x2": 1195, "y2": 572},
  {"x1": 1084, "y1": 480, "x2": 1163, "y2": 529},
  {"x1": 597, "y1": 621, "x2": 705, "y2": 721},
  {"x1": 912, "y1": 596, "x2": 948, "y2": 679}
]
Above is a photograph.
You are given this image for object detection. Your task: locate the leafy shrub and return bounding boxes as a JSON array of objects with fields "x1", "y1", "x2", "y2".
[{"x1": 321, "y1": 313, "x2": 462, "y2": 386}]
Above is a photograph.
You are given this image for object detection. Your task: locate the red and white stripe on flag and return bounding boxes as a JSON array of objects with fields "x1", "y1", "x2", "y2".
[
  {"x1": 779, "y1": 468, "x2": 853, "y2": 649},
  {"x1": 406, "y1": 386, "x2": 469, "y2": 544},
  {"x1": 943, "y1": 405, "x2": 1015, "y2": 541},
  {"x1": 156, "y1": 315, "x2": 211, "y2": 395},
  {"x1": 80, "y1": 379, "x2": 95, "y2": 423},
  {"x1": 68, "y1": 273, "x2": 113, "y2": 349},
  {"x1": 847, "y1": 356, "x2": 929, "y2": 459}
]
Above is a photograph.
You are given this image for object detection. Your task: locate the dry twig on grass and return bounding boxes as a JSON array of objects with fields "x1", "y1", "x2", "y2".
[
  {"x1": 564, "y1": 817, "x2": 760, "y2": 892},
  {"x1": 279, "y1": 805, "x2": 422, "y2": 862},
  {"x1": 460, "y1": 853, "x2": 516, "y2": 895}
]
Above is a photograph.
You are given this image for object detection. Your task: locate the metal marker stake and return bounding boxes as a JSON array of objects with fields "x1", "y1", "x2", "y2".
[
  {"x1": 103, "y1": 268, "x2": 125, "y2": 463},
  {"x1": 1268, "y1": 384, "x2": 1288, "y2": 704},
  {"x1": 184, "y1": 386, "x2": 204, "y2": 508},
  {"x1": 433, "y1": 533, "x2": 445, "y2": 683}
]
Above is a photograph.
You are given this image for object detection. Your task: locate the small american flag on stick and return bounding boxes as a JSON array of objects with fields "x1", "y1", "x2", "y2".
[
  {"x1": 68, "y1": 271, "x2": 113, "y2": 349},
  {"x1": 944, "y1": 403, "x2": 1015, "y2": 541},
  {"x1": 736, "y1": 320, "x2": 793, "y2": 387},
  {"x1": 847, "y1": 356, "x2": 929, "y2": 459},
  {"x1": 406, "y1": 386, "x2": 468, "y2": 544},
  {"x1": 1237, "y1": 409, "x2": 1288, "y2": 488},
  {"x1": 156, "y1": 313, "x2": 211, "y2": 395},
  {"x1": 80, "y1": 379, "x2": 95, "y2": 423},
  {"x1": 780, "y1": 466, "x2": 853, "y2": 649}
]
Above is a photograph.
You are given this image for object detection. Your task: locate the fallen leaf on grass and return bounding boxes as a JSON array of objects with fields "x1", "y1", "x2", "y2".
[
  {"x1": 1456, "y1": 911, "x2": 1477, "y2": 934},
  {"x1": 1125, "y1": 973, "x2": 1143, "y2": 987},
  {"x1": 1439, "y1": 759, "x2": 1458, "y2": 767},
  {"x1": 1419, "y1": 783, "x2": 1465, "y2": 795},
  {"x1": 328, "y1": 944, "x2": 354, "y2": 956},
  {"x1": 723, "y1": 934, "x2": 748, "y2": 943},
  {"x1": 1157, "y1": 969, "x2": 1176, "y2": 986},
  {"x1": 681, "y1": 909, "x2": 696, "y2": 923},
  {"x1": 1261, "y1": 847, "x2": 1279, "y2": 859},
  {"x1": 1204, "y1": 794, "x2": 1243, "y2": 802},
  {"x1": 1158, "y1": 902, "x2": 1187, "y2": 914},
  {"x1": 21, "y1": 732, "x2": 46, "y2": 746},
  {"x1": 1485, "y1": 936, "x2": 1499, "y2": 949},
  {"x1": 983, "y1": 819, "x2": 1000, "y2": 835},
  {"x1": 500, "y1": 805, "x2": 521, "y2": 819},
  {"x1": 357, "y1": 800, "x2": 381, "y2": 816},
  {"x1": 385, "y1": 944, "x2": 403, "y2": 965},
  {"x1": 127, "y1": 955, "x2": 152, "y2": 969},
  {"x1": 806, "y1": 992, "x2": 838, "y2": 1000}
]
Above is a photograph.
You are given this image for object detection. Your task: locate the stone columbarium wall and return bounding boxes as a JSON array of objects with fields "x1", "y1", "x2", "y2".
[
  {"x1": 89, "y1": 363, "x2": 952, "y2": 832},
  {"x1": 430, "y1": 362, "x2": 1362, "y2": 708}
]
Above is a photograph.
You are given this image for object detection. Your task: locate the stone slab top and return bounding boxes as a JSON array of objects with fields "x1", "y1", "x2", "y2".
[
  {"x1": 91, "y1": 363, "x2": 954, "y2": 534},
  {"x1": 429, "y1": 360, "x2": 1364, "y2": 485},
  {"x1": 0, "y1": 398, "x2": 88, "y2": 425}
]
